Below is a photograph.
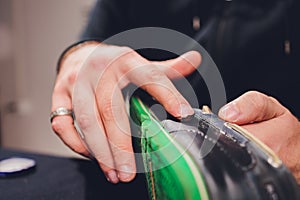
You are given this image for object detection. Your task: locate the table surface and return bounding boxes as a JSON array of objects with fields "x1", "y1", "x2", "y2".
[{"x1": 0, "y1": 148, "x2": 148, "y2": 200}]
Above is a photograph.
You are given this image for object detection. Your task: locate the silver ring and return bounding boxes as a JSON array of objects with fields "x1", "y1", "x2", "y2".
[{"x1": 50, "y1": 107, "x2": 73, "y2": 123}]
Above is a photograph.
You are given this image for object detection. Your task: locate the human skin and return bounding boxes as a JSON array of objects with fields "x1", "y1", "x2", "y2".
[
  {"x1": 51, "y1": 42, "x2": 201, "y2": 184},
  {"x1": 219, "y1": 91, "x2": 300, "y2": 184},
  {"x1": 51, "y1": 42, "x2": 300, "y2": 185}
]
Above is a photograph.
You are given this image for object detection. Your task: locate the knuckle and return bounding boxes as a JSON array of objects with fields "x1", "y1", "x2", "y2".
[
  {"x1": 243, "y1": 91, "x2": 263, "y2": 101},
  {"x1": 118, "y1": 46, "x2": 134, "y2": 54},
  {"x1": 67, "y1": 71, "x2": 78, "y2": 85},
  {"x1": 95, "y1": 155, "x2": 115, "y2": 169},
  {"x1": 56, "y1": 69, "x2": 78, "y2": 89},
  {"x1": 53, "y1": 80, "x2": 65, "y2": 94},
  {"x1": 117, "y1": 47, "x2": 142, "y2": 72},
  {"x1": 76, "y1": 114, "x2": 95, "y2": 131},
  {"x1": 268, "y1": 96, "x2": 281, "y2": 106},
  {"x1": 51, "y1": 119, "x2": 65, "y2": 134},
  {"x1": 110, "y1": 145, "x2": 134, "y2": 163},
  {"x1": 71, "y1": 143, "x2": 87, "y2": 155},
  {"x1": 88, "y1": 46, "x2": 135, "y2": 72},
  {"x1": 87, "y1": 56, "x2": 106, "y2": 71},
  {"x1": 146, "y1": 68, "x2": 165, "y2": 82},
  {"x1": 114, "y1": 46, "x2": 136, "y2": 59},
  {"x1": 101, "y1": 100, "x2": 118, "y2": 122},
  {"x1": 110, "y1": 141, "x2": 132, "y2": 153},
  {"x1": 243, "y1": 91, "x2": 267, "y2": 111},
  {"x1": 110, "y1": 46, "x2": 135, "y2": 63},
  {"x1": 164, "y1": 95, "x2": 175, "y2": 104}
]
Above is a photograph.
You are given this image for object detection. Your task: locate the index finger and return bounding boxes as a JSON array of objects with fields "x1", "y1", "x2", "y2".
[{"x1": 126, "y1": 63, "x2": 194, "y2": 119}]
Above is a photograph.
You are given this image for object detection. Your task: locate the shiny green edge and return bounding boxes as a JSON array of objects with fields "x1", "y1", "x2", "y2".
[{"x1": 130, "y1": 97, "x2": 210, "y2": 200}]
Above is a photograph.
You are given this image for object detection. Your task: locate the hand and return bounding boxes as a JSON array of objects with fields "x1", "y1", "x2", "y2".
[
  {"x1": 51, "y1": 42, "x2": 201, "y2": 183},
  {"x1": 218, "y1": 91, "x2": 300, "y2": 183}
]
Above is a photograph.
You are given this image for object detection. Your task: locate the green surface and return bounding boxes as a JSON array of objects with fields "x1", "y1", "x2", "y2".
[{"x1": 130, "y1": 97, "x2": 210, "y2": 200}]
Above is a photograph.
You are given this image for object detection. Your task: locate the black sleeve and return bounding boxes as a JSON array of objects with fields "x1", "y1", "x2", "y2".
[{"x1": 80, "y1": 0, "x2": 130, "y2": 41}]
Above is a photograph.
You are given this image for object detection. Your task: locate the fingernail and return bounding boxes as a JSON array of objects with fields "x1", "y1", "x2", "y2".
[
  {"x1": 106, "y1": 170, "x2": 119, "y2": 184},
  {"x1": 219, "y1": 102, "x2": 240, "y2": 122},
  {"x1": 179, "y1": 104, "x2": 194, "y2": 118},
  {"x1": 118, "y1": 165, "x2": 133, "y2": 182}
]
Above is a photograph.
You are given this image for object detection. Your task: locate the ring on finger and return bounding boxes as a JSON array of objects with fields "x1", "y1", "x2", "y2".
[{"x1": 50, "y1": 107, "x2": 73, "y2": 123}]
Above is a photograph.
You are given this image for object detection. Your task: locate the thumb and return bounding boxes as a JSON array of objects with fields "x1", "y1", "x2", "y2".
[
  {"x1": 156, "y1": 51, "x2": 201, "y2": 79},
  {"x1": 218, "y1": 91, "x2": 286, "y2": 125}
]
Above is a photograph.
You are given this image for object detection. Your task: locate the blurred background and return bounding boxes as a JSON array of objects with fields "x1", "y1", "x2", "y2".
[{"x1": 0, "y1": 0, "x2": 96, "y2": 157}]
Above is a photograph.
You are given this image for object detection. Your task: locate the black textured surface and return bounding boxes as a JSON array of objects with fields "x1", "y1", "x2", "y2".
[{"x1": 0, "y1": 148, "x2": 148, "y2": 200}]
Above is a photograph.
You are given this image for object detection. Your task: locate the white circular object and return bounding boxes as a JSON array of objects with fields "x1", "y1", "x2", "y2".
[{"x1": 0, "y1": 157, "x2": 36, "y2": 174}]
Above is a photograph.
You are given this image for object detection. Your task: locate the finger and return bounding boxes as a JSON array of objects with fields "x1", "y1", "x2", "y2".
[
  {"x1": 157, "y1": 50, "x2": 202, "y2": 79},
  {"x1": 72, "y1": 74, "x2": 119, "y2": 184},
  {"x1": 218, "y1": 91, "x2": 287, "y2": 124},
  {"x1": 126, "y1": 62, "x2": 194, "y2": 118},
  {"x1": 51, "y1": 88, "x2": 90, "y2": 158},
  {"x1": 96, "y1": 73, "x2": 136, "y2": 182}
]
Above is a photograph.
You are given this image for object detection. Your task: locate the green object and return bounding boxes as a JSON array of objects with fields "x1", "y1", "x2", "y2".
[{"x1": 130, "y1": 97, "x2": 210, "y2": 200}]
